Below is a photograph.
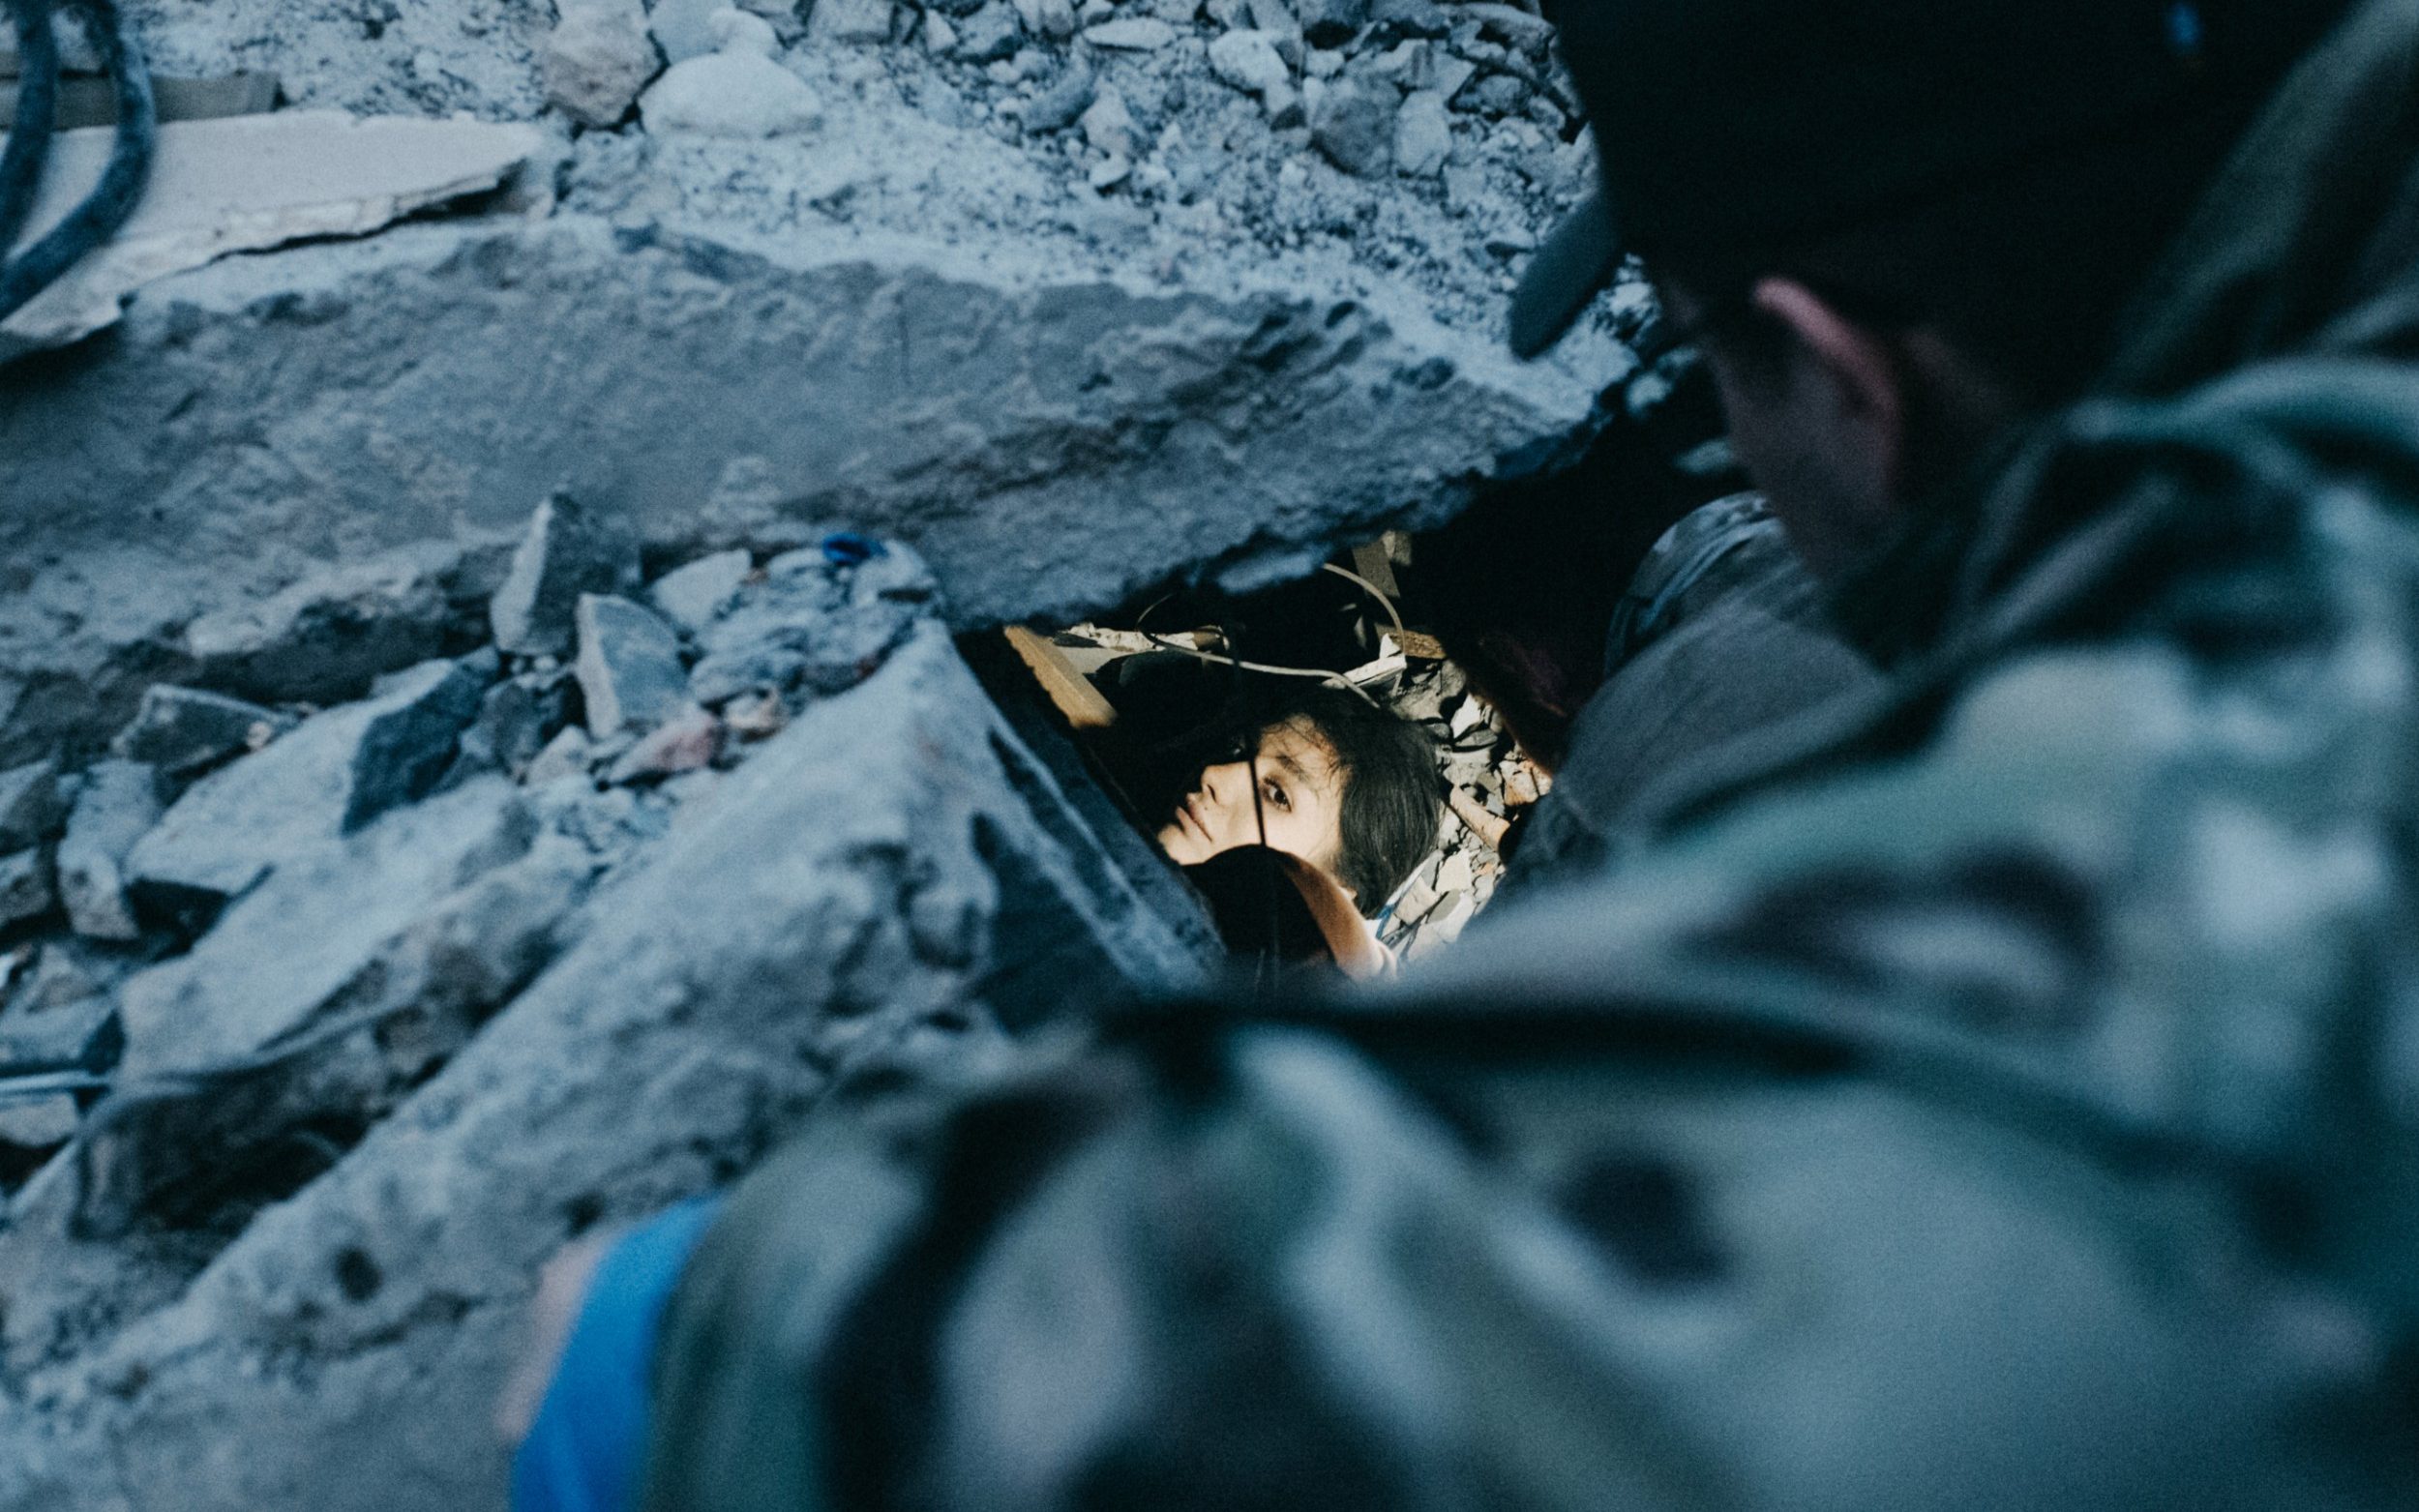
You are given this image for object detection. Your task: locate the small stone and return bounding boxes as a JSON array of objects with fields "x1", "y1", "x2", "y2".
[
  {"x1": 1454, "y1": 69, "x2": 1527, "y2": 116},
  {"x1": 1435, "y1": 849, "x2": 1475, "y2": 894},
  {"x1": 647, "y1": 0, "x2": 730, "y2": 61},
  {"x1": 1287, "y1": 0, "x2": 1364, "y2": 47},
  {"x1": 0, "y1": 758, "x2": 66, "y2": 852},
  {"x1": 1309, "y1": 79, "x2": 1392, "y2": 175},
  {"x1": 1203, "y1": 0, "x2": 1250, "y2": 27},
  {"x1": 1008, "y1": 0, "x2": 1077, "y2": 41},
  {"x1": 1427, "y1": 51, "x2": 1476, "y2": 100},
  {"x1": 809, "y1": 0, "x2": 895, "y2": 44},
  {"x1": 1305, "y1": 46, "x2": 1344, "y2": 76},
  {"x1": 1358, "y1": 36, "x2": 1424, "y2": 85},
  {"x1": 461, "y1": 674, "x2": 575, "y2": 780},
  {"x1": 524, "y1": 726, "x2": 595, "y2": 787},
  {"x1": 56, "y1": 761, "x2": 164, "y2": 942},
  {"x1": 109, "y1": 688, "x2": 295, "y2": 779},
  {"x1": 1393, "y1": 88, "x2": 1449, "y2": 175},
  {"x1": 649, "y1": 549, "x2": 755, "y2": 636},
  {"x1": 491, "y1": 492, "x2": 643, "y2": 659},
  {"x1": 125, "y1": 657, "x2": 491, "y2": 927},
  {"x1": 1484, "y1": 225, "x2": 1538, "y2": 257},
  {"x1": 708, "y1": 5, "x2": 782, "y2": 51},
  {"x1": 0, "y1": 849, "x2": 54, "y2": 930},
  {"x1": 721, "y1": 692, "x2": 789, "y2": 741},
  {"x1": 607, "y1": 706, "x2": 725, "y2": 783},
  {"x1": 1442, "y1": 159, "x2": 1486, "y2": 209},
  {"x1": 1079, "y1": 86, "x2": 1138, "y2": 160},
  {"x1": 576, "y1": 596, "x2": 692, "y2": 737},
  {"x1": 953, "y1": 1, "x2": 1024, "y2": 61},
  {"x1": 1019, "y1": 61, "x2": 1096, "y2": 132},
  {"x1": 1367, "y1": 0, "x2": 1445, "y2": 38},
  {"x1": 1462, "y1": 1, "x2": 1551, "y2": 52},
  {"x1": 1262, "y1": 80, "x2": 1303, "y2": 127},
  {"x1": 1207, "y1": 29, "x2": 1290, "y2": 97},
  {"x1": 544, "y1": 0, "x2": 665, "y2": 128},
  {"x1": 921, "y1": 12, "x2": 959, "y2": 48},
  {"x1": 1242, "y1": 0, "x2": 1302, "y2": 59},
  {"x1": 640, "y1": 49, "x2": 823, "y2": 135},
  {"x1": 1082, "y1": 15, "x2": 1176, "y2": 47},
  {"x1": 1088, "y1": 153, "x2": 1132, "y2": 191}
]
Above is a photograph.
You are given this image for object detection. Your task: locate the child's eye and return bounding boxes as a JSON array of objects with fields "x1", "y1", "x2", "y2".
[{"x1": 1263, "y1": 781, "x2": 1290, "y2": 811}]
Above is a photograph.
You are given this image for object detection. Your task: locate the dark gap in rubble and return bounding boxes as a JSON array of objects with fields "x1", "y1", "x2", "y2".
[{"x1": 970, "y1": 344, "x2": 1749, "y2": 978}]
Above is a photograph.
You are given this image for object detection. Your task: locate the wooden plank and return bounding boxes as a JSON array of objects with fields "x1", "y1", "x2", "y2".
[{"x1": 1002, "y1": 627, "x2": 1120, "y2": 731}]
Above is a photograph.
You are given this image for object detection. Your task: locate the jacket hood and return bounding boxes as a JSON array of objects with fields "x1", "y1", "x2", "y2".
[{"x1": 1830, "y1": 0, "x2": 2419, "y2": 670}]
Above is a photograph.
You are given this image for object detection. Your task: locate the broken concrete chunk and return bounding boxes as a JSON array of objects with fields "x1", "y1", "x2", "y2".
[
  {"x1": 1208, "y1": 30, "x2": 1292, "y2": 99},
  {"x1": 126, "y1": 657, "x2": 491, "y2": 923},
  {"x1": 1018, "y1": 61, "x2": 1095, "y2": 133},
  {"x1": 1006, "y1": 0, "x2": 1077, "y2": 43},
  {"x1": 577, "y1": 596, "x2": 691, "y2": 736},
  {"x1": 118, "y1": 780, "x2": 535, "y2": 1081},
  {"x1": 709, "y1": 7, "x2": 784, "y2": 52},
  {"x1": 1082, "y1": 15, "x2": 1177, "y2": 48},
  {"x1": 460, "y1": 674, "x2": 576, "y2": 780},
  {"x1": 809, "y1": 0, "x2": 896, "y2": 44},
  {"x1": 0, "y1": 758, "x2": 66, "y2": 852},
  {"x1": 1080, "y1": 88, "x2": 1139, "y2": 161},
  {"x1": 1310, "y1": 79, "x2": 1394, "y2": 176},
  {"x1": 1, "y1": 112, "x2": 548, "y2": 363},
  {"x1": 0, "y1": 849, "x2": 55, "y2": 930},
  {"x1": 109, "y1": 687, "x2": 294, "y2": 777},
  {"x1": 544, "y1": 0, "x2": 665, "y2": 128},
  {"x1": 648, "y1": 548, "x2": 754, "y2": 636},
  {"x1": 639, "y1": 49, "x2": 822, "y2": 136},
  {"x1": 57, "y1": 761, "x2": 164, "y2": 943},
  {"x1": 607, "y1": 705, "x2": 724, "y2": 783},
  {"x1": 1393, "y1": 88, "x2": 1450, "y2": 176},
  {"x1": 490, "y1": 492, "x2": 644, "y2": 658},
  {"x1": 182, "y1": 544, "x2": 485, "y2": 709},
  {"x1": 953, "y1": 3, "x2": 1025, "y2": 62},
  {"x1": 647, "y1": 0, "x2": 732, "y2": 60}
]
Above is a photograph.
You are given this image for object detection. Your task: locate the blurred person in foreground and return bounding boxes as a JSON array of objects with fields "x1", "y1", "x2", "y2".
[{"x1": 521, "y1": 1, "x2": 2419, "y2": 1506}]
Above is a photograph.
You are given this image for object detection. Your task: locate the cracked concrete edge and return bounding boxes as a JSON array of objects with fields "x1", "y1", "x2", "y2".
[
  {"x1": 0, "y1": 212, "x2": 1601, "y2": 765},
  {"x1": 0, "y1": 625, "x2": 1209, "y2": 1512}
]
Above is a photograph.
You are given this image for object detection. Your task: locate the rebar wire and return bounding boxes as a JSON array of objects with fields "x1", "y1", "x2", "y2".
[
  {"x1": 0, "y1": 0, "x2": 154, "y2": 323},
  {"x1": 0, "y1": 0, "x2": 61, "y2": 252}
]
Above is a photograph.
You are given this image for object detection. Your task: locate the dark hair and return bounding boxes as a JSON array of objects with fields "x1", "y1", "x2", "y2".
[
  {"x1": 1239, "y1": 681, "x2": 1441, "y2": 917},
  {"x1": 1657, "y1": 83, "x2": 2286, "y2": 407}
]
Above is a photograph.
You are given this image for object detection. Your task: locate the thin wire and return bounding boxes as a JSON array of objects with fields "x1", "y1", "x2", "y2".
[{"x1": 1129, "y1": 552, "x2": 1418, "y2": 710}]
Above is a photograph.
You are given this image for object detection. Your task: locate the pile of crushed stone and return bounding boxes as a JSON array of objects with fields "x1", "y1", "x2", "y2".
[{"x1": 123, "y1": 0, "x2": 1621, "y2": 342}]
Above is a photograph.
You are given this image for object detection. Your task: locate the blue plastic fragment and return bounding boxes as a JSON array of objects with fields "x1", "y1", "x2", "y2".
[
  {"x1": 821, "y1": 531, "x2": 884, "y2": 566},
  {"x1": 2166, "y1": 2, "x2": 2205, "y2": 62}
]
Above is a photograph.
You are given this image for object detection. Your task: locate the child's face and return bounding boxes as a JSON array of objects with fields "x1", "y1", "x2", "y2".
[{"x1": 1156, "y1": 719, "x2": 1350, "y2": 889}]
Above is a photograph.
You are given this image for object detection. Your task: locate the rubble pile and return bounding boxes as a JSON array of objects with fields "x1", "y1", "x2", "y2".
[
  {"x1": 5, "y1": 0, "x2": 1630, "y2": 772},
  {"x1": 0, "y1": 497, "x2": 1214, "y2": 1512}
]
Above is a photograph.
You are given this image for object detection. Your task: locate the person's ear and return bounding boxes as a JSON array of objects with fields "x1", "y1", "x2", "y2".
[{"x1": 1749, "y1": 278, "x2": 1909, "y2": 501}]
